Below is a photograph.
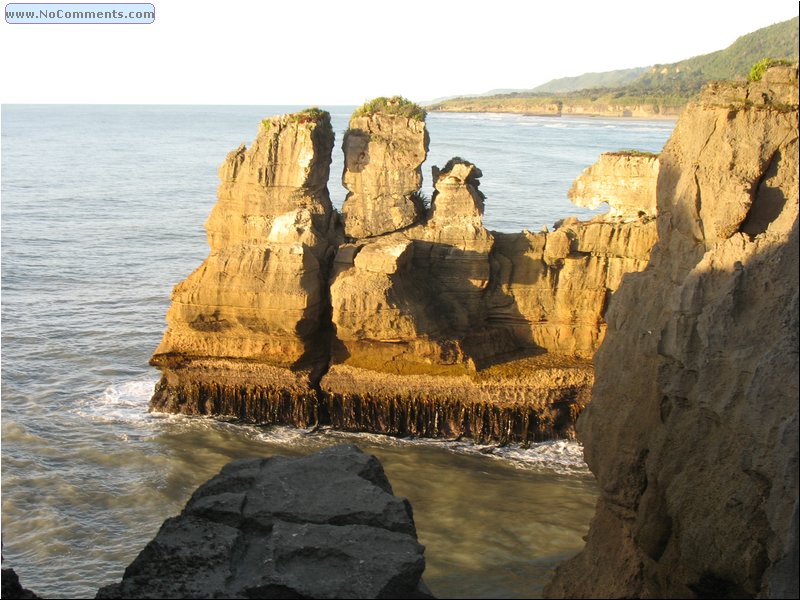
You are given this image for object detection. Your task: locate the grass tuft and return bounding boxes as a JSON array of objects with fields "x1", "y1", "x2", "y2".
[{"x1": 353, "y1": 96, "x2": 426, "y2": 121}]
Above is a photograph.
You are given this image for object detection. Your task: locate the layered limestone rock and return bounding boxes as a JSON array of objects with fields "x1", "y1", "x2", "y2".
[
  {"x1": 326, "y1": 158, "x2": 598, "y2": 442},
  {"x1": 569, "y1": 151, "x2": 659, "y2": 219},
  {"x1": 150, "y1": 109, "x2": 341, "y2": 417},
  {"x1": 96, "y1": 446, "x2": 432, "y2": 599},
  {"x1": 340, "y1": 103, "x2": 428, "y2": 238},
  {"x1": 329, "y1": 158, "x2": 496, "y2": 375},
  {"x1": 546, "y1": 65, "x2": 799, "y2": 598},
  {"x1": 324, "y1": 156, "x2": 654, "y2": 441},
  {"x1": 321, "y1": 355, "x2": 593, "y2": 443},
  {"x1": 488, "y1": 216, "x2": 656, "y2": 359},
  {"x1": 150, "y1": 100, "x2": 660, "y2": 443}
]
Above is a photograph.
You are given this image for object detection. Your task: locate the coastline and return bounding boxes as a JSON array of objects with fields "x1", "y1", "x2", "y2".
[{"x1": 429, "y1": 107, "x2": 682, "y2": 120}]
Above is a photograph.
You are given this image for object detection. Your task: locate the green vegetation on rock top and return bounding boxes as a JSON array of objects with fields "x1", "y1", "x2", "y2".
[
  {"x1": 353, "y1": 96, "x2": 427, "y2": 121},
  {"x1": 262, "y1": 107, "x2": 330, "y2": 130},
  {"x1": 288, "y1": 107, "x2": 330, "y2": 124},
  {"x1": 606, "y1": 149, "x2": 659, "y2": 158},
  {"x1": 748, "y1": 57, "x2": 795, "y2": 81}
]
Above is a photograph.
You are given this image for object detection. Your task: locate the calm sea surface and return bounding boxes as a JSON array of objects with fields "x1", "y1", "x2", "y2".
[{"x1": 1, "y1": 105, "x2": 673, "y2": 598}]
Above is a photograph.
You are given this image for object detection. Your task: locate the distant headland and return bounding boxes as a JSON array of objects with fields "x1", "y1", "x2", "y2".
[{"x1": 427, "y1": 17, "x2": 798, "y2": 118}]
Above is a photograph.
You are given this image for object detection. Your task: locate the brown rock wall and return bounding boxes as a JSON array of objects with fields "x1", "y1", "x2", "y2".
[
  {"x1": 569, "y1": 152, "x2": 659, "y2": 219},
  {"x1": 546, "y1": 64, "x2": 799, "y2": 599}
]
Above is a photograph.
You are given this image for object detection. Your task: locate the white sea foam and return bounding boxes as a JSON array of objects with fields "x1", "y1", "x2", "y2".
[
  {"x1": 83, "y1": 376, "x2": 591, "y2": 475},
  {"x1": 314, "y1": 427, "x2": 591, "y2": 476},
  {"x1": 432, "y1": 437, "x2": 590, "y2": 475},
  {"x1": 76, "y1": 376, "x2": 158, "y2": 424}
]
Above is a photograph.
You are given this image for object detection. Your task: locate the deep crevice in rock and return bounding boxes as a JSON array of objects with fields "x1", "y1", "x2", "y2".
[{"x1": 740, "y1": 145, "x2": 791, "y2": 237}]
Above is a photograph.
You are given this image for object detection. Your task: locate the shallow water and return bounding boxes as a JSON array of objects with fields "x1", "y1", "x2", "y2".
[{"x1": 1, "y1": 105, "x2": 672, "y2": 598}]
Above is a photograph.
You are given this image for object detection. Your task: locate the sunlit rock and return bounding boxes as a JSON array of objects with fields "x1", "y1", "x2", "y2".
[{"x1": 546, "y1": 63, "x2": 799, "y2": 599}]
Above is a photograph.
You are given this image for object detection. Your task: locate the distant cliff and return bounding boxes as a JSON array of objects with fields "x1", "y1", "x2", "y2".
[
  {"x1": 430, "y1": 17, "x2": 798, "y2": 118},
  {"x1": 429, "y1": 96, "x2": 683, "y2": 118},
  {"x1": 149, "y1": 97, "x2": 657, "y2": 443},
  {"x1": 546, "y1": 64, "x2": 799, "y2": 599}
]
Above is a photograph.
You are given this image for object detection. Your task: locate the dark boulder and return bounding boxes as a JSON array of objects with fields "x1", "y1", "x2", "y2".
[
  {"x1": 1, "y1": 568, "x2": 41, "y2": 599},
  {"x1": 96, "y1": 445, "x2": 431, "y2": 599}
]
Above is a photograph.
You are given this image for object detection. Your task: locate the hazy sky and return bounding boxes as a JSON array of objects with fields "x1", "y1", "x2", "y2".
[{"x1": 1, "y1": 0, "x2": 797, "y2": 104}]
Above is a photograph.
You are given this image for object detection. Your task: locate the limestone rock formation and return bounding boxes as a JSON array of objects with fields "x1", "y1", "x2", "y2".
[
  {"x1": 329, "y1": 158, "x2": 496, "y2": 375},
  {"x1": 416, "y1": 158, "x2": 495, "y2": 336},
  {"x1": 341, "y1": 100, "x2": 428, "y2": 238},
  {"x1": 96, "y1": 445, "x2": 431, "y2": 599},
  {"x1": 546, "y1": 64, "x2": 799, "y2": 599},
  {"x1": 320, "y1": 356, "x2": 594, "y2": 443},
  {"x1": 324, "y1": 154, "x2": 654, "y2": 441},
  {"x1": 488, "y1": 216, "x2": 656, "y2": 359},
  {"x1": 150, "y1": 109, "x2": 341, "y2": 417},
  {"x1": 568, "y1": 151, "x2": 659, "y2": 219},
  {"x1": 150, "y1": 99, "x2": 660, "y2": 443}
]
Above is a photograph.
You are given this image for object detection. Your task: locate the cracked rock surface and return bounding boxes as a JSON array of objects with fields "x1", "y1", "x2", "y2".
[
  {"x1": 96, "y1": 445, "x2": 431, "y2": 599},
  {"x1": 546, "y1": 64, "x2": 799, "y2": 600}
]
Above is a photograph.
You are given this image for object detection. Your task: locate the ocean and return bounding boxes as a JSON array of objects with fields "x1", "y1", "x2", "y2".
[{"x1": 0, "y1": 105, "x2": 674, "y2": 598}]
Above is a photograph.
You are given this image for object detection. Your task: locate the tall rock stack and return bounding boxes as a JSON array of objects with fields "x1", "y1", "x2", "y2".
[
  {"x1": 149, "y1": 109, "x2": 341, "y2": 423},
  {"x1": 340, "y1": 97, "x2": 429, "y2": 238},
  {"x1": 415, "y1": 158, "x2": 496, "y2": 356},
  {"x1": 546, "y1": 65, "x2": 799, "y2": 598}
]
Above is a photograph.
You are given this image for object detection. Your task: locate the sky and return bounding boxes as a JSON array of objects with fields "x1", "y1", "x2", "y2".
[{"x1": 0, "y1": 0, "x2": 798, "y2": 105}]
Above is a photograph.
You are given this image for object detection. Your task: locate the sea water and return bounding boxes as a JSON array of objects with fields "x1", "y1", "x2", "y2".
[{"x1": 0, "y1": 105, "x2": 673, "y2": 598}]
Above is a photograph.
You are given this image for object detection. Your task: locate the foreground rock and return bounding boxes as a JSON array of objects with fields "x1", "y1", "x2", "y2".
[
  {"x1": 1, "y1": 569, "x2": 41, "y2": 599},
  {"x1": 97, "y1": 445, "x2": 431, "y2": 599},
  {"x1": 546, "y1": 64, "x2": 799, "y2": 598}
]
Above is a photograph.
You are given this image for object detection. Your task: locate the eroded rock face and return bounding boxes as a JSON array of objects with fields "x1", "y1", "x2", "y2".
[
  {"x1": 96, "y1": 445, "x2": 431, "y2": 599},
  {"x1": 568, "y1": 151, "x2": 659, "y2": 219},
  {"x1": 150, "y1": 102, "x2": 660, "y2": 443},
  {"x1": 489, "y1": 216, "x2": 656, "y2": 359},
  {"x1": 546, "y1": 65, "x2": 799, "y2": 599},
  {"x1": 321, "y1": 356, "x2": 594, "y2": 443},
  {"x1": 341, "y1": 113, "x2": 428, "y2": 238},
  {"x1": 150, "y1": 110, "x2": 341, "y2": 416},
  {"x1": 324, "y1": 155, "x2": 655, "y2": 440},
  {"x1": 329, "y1": 158, "x2": 496, "y2": 375}
]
